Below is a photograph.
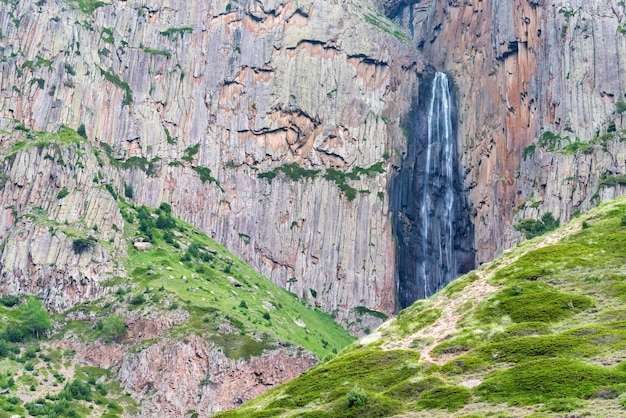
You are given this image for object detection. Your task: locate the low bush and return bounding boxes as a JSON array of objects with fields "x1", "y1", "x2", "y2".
[
  {"x1": 476, "y1": 358, "x2": 626, "y2": 405},
  {"x1": 414, "y1": 386, "x2": 472, "y2": 411}
]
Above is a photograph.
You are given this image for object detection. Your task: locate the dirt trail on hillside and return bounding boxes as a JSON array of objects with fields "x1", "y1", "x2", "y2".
[{"x1": 380, "y1": 221, "x2": 582, "y2": 365}]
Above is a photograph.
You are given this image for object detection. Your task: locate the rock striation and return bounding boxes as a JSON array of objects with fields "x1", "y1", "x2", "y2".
[
  {"x1": 0, "y1": 0, "x2": 421, "y2": 325},
  {"x1": 394, "y1": 0, "x2": 626, "y2": 262}
]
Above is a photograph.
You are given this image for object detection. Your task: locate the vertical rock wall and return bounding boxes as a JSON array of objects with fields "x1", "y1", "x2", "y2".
[
  {"x1": 393, "y1": 0, "x2": 626, "y2": 262},
  {"x1": 0, "y1": 0, "x2": 422, "y2": 325}
]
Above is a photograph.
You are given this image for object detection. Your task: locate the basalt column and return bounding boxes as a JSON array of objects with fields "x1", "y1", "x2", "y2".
[{"x1": 392, "y1": 71, "x2": 475, "y2": 309}]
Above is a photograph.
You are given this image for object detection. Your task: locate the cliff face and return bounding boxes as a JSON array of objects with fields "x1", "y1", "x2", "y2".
[
  {"x1": 394, "y1": 0, "x2": 626, "y2": 262},
  {"x1": 0, "y1": 0, "x2": 421, "y2": 324}
]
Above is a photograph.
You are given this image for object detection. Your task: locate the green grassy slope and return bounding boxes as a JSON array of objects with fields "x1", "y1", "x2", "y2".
[
  {"x1": 90, "y1": 203, "x2": 355, "y2": 360},
  {"x1": 0, "y1": 125, "x2": 355, "y2": 417},
  {"x1": 216, "y1": 195, "x2": 626, "y2": 417}
]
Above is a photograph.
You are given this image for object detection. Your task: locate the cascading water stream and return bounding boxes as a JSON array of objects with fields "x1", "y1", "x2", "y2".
[
  {"x1": 392, "y1": 71, "x2": 475, "y2": 309},
  {"x1": 419, "y1": 72, "x2": 455, "y2": 296}
]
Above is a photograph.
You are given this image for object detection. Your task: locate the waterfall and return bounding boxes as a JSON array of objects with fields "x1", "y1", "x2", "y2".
[
  {"x1": 391, "y1": 71, "x2": 475, "y2": 310},
  {"x1": 419, "y1": 72, "x2": 456, "y2": 296}
]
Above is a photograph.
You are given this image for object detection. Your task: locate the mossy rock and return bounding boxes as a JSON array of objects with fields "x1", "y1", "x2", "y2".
[
  {"x1": 414, "y1": 385, "x2": 472, "y2": 411},
  {"x1": 476, "y1": 358, "x2": 626, "y2": 405}
]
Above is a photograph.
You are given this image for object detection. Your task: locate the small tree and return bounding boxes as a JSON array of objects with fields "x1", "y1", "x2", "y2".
[
  {"x1": 19, "y1": 297, "x2": 51, "y2": 339},
  {"x1": 347, "y1": 385, "x2": 368, "y2": 407},
  {"x1": 101, "y1": 313, "x2": 126, "y2": 343}
]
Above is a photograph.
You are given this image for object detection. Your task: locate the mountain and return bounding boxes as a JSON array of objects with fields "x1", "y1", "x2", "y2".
[
  {"x1": 216, "y1": 194, "x2": 626, "y2": 417},
  {"x1": 0, "y1": 125, "x2": 354, "y2": 416}
]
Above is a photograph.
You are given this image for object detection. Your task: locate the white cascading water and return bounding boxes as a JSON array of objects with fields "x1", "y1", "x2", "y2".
[{"x1": 418, "y1": 72, "x2": 456, "y2": 297}]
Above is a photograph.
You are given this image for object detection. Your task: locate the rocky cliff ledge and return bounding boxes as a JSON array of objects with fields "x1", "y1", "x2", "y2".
[{"x1": 0, "y1": 0, "x2": 422, "y2": 326}]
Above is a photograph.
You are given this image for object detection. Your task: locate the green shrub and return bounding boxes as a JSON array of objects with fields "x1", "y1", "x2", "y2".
[
  {"x1": 0, "y1": 294, "x2": 20, "y2": 307},
  {"x1": 415, "y1": 386, "x2": 472, "y2": 411},
  {"x1": 124, "y1": 183, "x2": 133, "y2": 199},
  {"x1": 72, "y1": 237, "x2": 97, "y2": 254},
  {"x1": 19, "y1": 297, "x2": 51, "y2": 339},
  {"x1": 129, "y1": 294, "x2": 145, "y2": 306},
  {"x1": 384, "y1": 376, "x2": 444, "y2": 402},
  {"x1": 57, "y1": 187, "x2": 69, "y2": 199},
  {"x1": 101, "y1": 313, "x2": 126, "y2": 343},
  {"x1": 346, "y1": 385, "x2": 367, "y2": 407},
  {"x1": 514, "y1": 212, "x2": 559, "y2": 239},
  {"x1": 476, "y1": 358, "x2": 626, "y2": 405},
  {"x1": 475, "y1": 283, "x2": 592, "y2": 324}
]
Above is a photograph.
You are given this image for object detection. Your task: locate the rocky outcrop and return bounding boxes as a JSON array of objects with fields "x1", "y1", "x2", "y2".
[
  {"x1": 394, "y1": 0, "x2": 626, "y2": 261},
  {"x1": 0, "y1": 131, "x2": 126, "y2": 311},
  {"x1": 117, "y1": 336, "x2": 316, "y2": 416},
  {"x1": 0, "y1": 0, "x2": 421, "y2": 324}
]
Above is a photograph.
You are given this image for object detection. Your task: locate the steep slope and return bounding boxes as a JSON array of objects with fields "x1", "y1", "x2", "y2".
[
  {"x1": 217, "y1": 195, "x2": 626, "y2": 417},
  {"x1": 0, "y1": 0, "x2": 422, "y2": 326},
  {"x1": 392, "y1": 0, "x2": 626, "y2": 264},
  {"x1": 0, "y1": 124, "x2": 354, "y2": 416}
]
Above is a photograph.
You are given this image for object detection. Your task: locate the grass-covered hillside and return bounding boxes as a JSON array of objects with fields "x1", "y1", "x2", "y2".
[
  {"x1": 0, "y1": 125, "x2": 355, "y2": 417},
  {"x1": 217, "y1": 195, "x2": 626, "y2": 417}
]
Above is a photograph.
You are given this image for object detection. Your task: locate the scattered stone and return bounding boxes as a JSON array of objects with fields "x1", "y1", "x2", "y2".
[
  {"x1": 133, "y1": 241, "x2": 152, "y2": 251},
  {"x1": 227, "y1": 276, "x2": 242, "y2": 287},
  {"x1": 262, "y1": 300, "x2": 275, "y2": 311},
  {"x1": 294, "y1": 319, "x2": 307, "y2": 328}
]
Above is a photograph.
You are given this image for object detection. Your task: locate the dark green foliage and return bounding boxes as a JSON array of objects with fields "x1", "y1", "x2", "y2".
[
  {"x1": 476, "y1": 358, "x2": 626, "y2": 405},
  {"x1": 104, "y1": 183, "x2": 118, "y2": 200},
  {"x1": 193, "y1": 166, "x2": 220, "y2": 187},
  {"x1": 98, "y1": 67, "x2": 133, "y2": 106},
  {"x1": 415, "y1": 386, "x2": 472, "y2": 411},
  {"x1": 60, "y1": 379, "x2": 92, "y2": 401},
  {"x1": 346, "y1": 384, "x2": 367, "y2": 407},
  {"x1": 77, "y1": 124, "x2": 87, "y2": 138},
  {"x1": 600, "y1": 175, "x2": 626, "y2": 188},
  {"x1": 617, "y1": 100, "x2": 626, "y2": 114},
  {"x1": 72, "y1": 237, "x2": 97, "y2": 254},
  {"x1": 156, "y1": 212, "x2": 176, "y2": 230},
  {"x1": 159, "y1": 202, "x2": 172, "y2": 213},
  {"x1": 353, "y1": 306, "x2": 388, "y2": 321},
  {"x1": 538, "y1": 131, "x2": 564, "y2": 151},
  {"x1": 121, "y1": 156, "x2": 160, "y2": 177},
  {"x1": 124, "y1": 182, "x2": 133, "y2": 199},
  {"x1": 19, "y1": 297, "x2": 52, "y2": 338},
  {"x1": 159, "y1": 27, "x2": 193, "y2": 37},
  {"x1": 3, "y1": 324, "x2": 24, "y2": 342},
  {"x1": 57, "y1": 187, "x2": 69, "y2": 199},
  {"x1": 182, "y1": 144, "x2": 200, "y2": 162},
  {"x1": 0, "y1": 294, "x2": 19, "y2": 307},
  {"x1": 258, "y1": 163, "x2": 320, "y2": 183},
  {"x1": 100, "y1": 313, "x2": 126, "y2": 343},
  {"x1": 475, "y1": 283, "x2": 592, "y2": 324},
  {"x1": 514, "y1": 212, "x2": 559, "y2": 239},
  {"x1": 128, "y1": 294, "x2": 145, "y2": 306},
  {"x1": 522, "y1": 145, "x2": 536, "y2": 160}
]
